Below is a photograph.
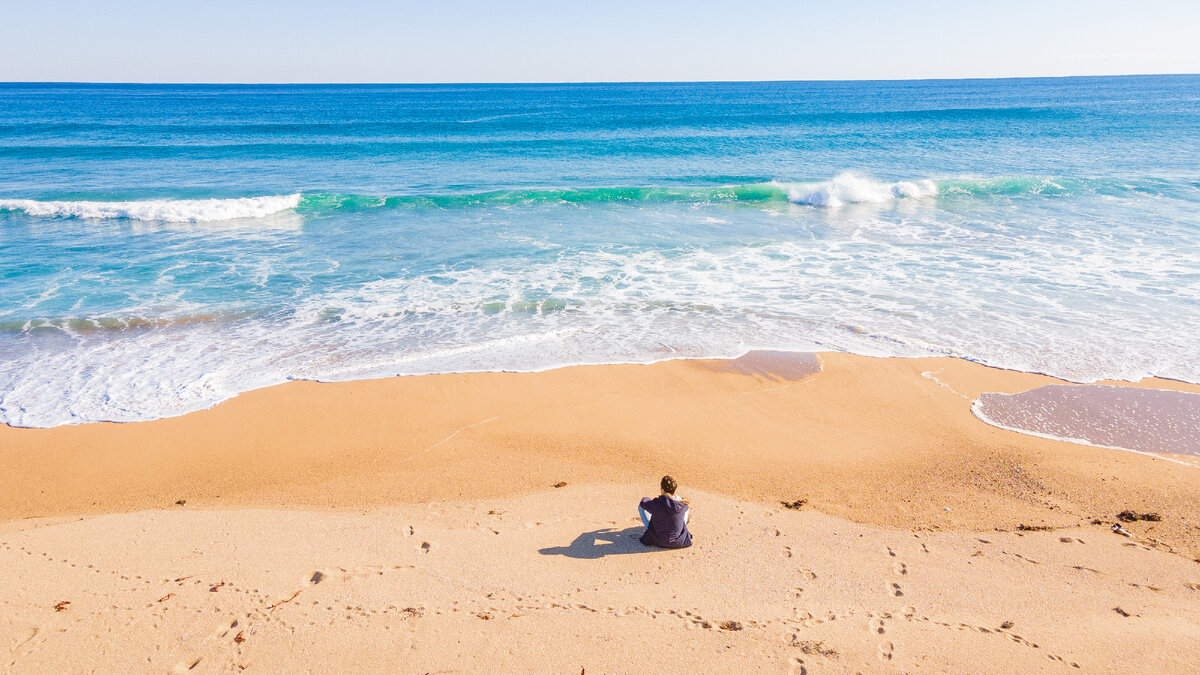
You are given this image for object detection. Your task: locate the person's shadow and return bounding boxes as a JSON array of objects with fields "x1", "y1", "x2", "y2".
[{"x1": 538, "y1": 526, "x2": 655, "y2": 559}]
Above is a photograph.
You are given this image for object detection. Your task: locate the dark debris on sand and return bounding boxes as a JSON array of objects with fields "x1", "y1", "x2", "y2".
[
  {"x1": 552, "y1": 481, "x2": 568, "y2": 488},
  {"x1": 719, "y1": 620, "x2": 743, "y2": 631},
  {"x1": 795, "y1": 639, "x2": 838, "y2": 657},
  {"x1": 781, "y1": 499, "x2": 808, "y2": 510},
  {"x1": 1117, "y1": 510, "x2": 1161, "y2": 522},
  {"x1": 1016, "y1": 524, "x2": 1054, "y2": 532}
]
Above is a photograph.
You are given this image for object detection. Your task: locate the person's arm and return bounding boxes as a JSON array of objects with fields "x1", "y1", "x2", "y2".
[{"x1": 638, "y1": 497, "x2": 655, "y2": 527}]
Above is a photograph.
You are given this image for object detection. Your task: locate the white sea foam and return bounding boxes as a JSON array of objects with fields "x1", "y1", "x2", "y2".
[
  {"x1": 781, "y1": 173, "x2": 939, "y2": 207},
  {"x1": 5, "y1": 222, "x2": 1197, "y2": 429},
  {"x1": 3, "y1": 175, "x2": 1199, "y2": 428},
  {"x1": 0, "y1": 194, "x2": 302, "y2": 222}
]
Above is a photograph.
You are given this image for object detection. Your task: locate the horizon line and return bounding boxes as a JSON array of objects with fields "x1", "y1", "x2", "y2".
[{"x1": 2, "y1": 72, "x2": 1198, "y2": 87}]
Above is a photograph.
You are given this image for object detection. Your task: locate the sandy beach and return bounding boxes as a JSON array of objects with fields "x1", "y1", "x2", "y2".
[{"x1": 3, "y1": 352, "x2": 1199, "y2": 673}]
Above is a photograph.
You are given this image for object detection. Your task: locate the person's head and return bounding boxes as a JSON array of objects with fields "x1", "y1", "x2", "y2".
[{"x1": 660, "y1": 475, "x2": 678, "y2": 496}]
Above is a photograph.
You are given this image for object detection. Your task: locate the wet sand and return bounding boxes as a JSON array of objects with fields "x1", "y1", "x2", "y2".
[
  {"x1": 715, "y1": 350, "x2": 823, "y2": 380},
  {"x1": 3, "y1": 352, "x2": 1200, "y2": 672},
  {"x1": 975, "y1": 384, "x2": 1200, "y2": 457}
]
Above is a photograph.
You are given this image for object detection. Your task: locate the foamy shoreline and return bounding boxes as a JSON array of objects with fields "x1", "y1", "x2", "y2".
[
  {"x1": 6, "y1": 345, "x2": 1199, "y2": 430},
  {"x1": 3, "y1": 351, "x2": 1198, "y2": 531}
]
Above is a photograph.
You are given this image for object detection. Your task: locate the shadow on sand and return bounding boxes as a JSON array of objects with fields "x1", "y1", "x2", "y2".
[{"x1": 538, "y1": 526, "x2": 656, "y2": 559}]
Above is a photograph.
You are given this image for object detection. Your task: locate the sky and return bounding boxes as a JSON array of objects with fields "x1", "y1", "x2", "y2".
[{"x1": 2, "y1": 0, "x2": 1199, "y2": 83}]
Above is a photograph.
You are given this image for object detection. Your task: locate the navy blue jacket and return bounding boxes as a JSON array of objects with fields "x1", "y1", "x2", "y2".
[{"x1": 639, "y1": 495, "x2": 693, "y2": 548}]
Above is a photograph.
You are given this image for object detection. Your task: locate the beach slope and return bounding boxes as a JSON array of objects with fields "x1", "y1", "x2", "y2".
[{"x1": 2, "y1": 353, "x2": 1199, "y2": 672}]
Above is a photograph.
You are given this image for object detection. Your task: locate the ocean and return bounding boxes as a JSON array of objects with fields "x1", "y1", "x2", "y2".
[{"x1": 1, "y1": 76, "x2": 1198, "y2": 427}]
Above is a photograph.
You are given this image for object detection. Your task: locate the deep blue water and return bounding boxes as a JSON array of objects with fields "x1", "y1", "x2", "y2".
[{"x1": 1, "y1": 76, "x2": 1198, "y2": 426}]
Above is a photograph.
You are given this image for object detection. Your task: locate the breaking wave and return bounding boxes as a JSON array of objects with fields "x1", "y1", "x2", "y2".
[
  {"x1": 0, "y1": 194, "x2": 302, "y2": 222},
  {"x1": 778, "y1": 174, "x2": 938, "y2": 207},
  {"x1": 0, "y1": 174, "x2": 1175, "y2": 222}
]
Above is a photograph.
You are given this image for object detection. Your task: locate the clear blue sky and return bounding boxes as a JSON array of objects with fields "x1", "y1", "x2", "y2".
[{"x1": 3, "y1": 0, "x2": 1198, "y2": 83}]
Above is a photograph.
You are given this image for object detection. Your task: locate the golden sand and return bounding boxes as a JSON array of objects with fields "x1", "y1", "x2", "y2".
[{"x1": 2, "y1": 353, "x2": 1198, "y2": 672}]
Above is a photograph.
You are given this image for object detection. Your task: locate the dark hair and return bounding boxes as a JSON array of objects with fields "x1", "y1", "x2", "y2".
[{"x1": 660, "y1": 475, "x2": 677, "y2": 495}]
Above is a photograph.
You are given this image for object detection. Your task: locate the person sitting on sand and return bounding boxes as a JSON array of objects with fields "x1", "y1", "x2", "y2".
[{"x1": 638, "y1": 475, "x2": 692, "y2": 548}]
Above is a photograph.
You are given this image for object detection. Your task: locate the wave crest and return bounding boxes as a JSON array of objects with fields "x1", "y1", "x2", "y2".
[
  {"x1": 0, "y1": 194, "x2": 301, "y2": 222},
  {"x1": 0, "y1": 174, "x2": 1168, "y2": 222},
  {"x1": 780, "y1": 173, "x2": 939, "y2": 207}
]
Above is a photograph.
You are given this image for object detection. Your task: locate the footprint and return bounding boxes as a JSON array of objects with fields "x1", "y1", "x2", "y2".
[
  {"x1": 419, "y1": 542, "x2": 433, "y2": 553},
  {"x1": 887, "y1": 546, "x2": 896, "y2": 557},
  {"x1": 1184, "y1": 582, "x2": 1200, "y2": 591},
  {"x1": 890, "y1": 583, "x2": 904, "y2": 597},
  {"x1": 781, "y1": 546, "x2": 793, "y2": 558},
  {"x1": 877, "y1": 641, "x2": 894, "y2": 661},
  {"x1": 786, "y1": 656, "x2": 808, "y2": 675},
  {"x1": 799, "y1": 568, "x2": 817, "y2": 580},
  {"x1": 869, "y1": 615, "x2": 887, "y2": 635},
  {"x1": 893, "y1": 561, "x2": 907, "y2": 576}
]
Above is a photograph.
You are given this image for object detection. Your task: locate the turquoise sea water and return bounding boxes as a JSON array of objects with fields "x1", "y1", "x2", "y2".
[{"x1": 1, "y1": 77, "x2": 1199, "y2": 427}]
